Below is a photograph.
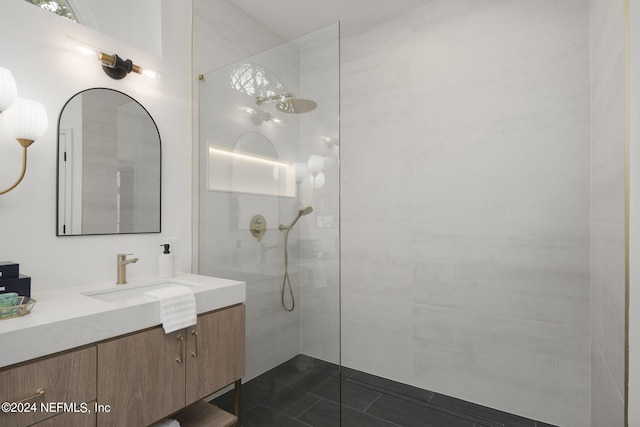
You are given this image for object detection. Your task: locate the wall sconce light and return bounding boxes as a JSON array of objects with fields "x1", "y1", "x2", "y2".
[
  {"x1": 98, "y1": 52, "x2": 142, "y2": 80},
  {"x1": 0, "y1": 67, "x2": 48, "y2": 195},
  {"x1": 65, "y1": 37, "x2": 160, "y2": 82}
]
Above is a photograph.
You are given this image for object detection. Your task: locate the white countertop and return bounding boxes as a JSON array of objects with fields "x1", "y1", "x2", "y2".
[{"x1": 0, "y1": 273, "x2": 246, "y2": 369}]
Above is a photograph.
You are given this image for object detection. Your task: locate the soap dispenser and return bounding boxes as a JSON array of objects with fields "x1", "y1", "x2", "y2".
[{"x1": 158, "y1": 244, "x2": 175, "y2": 278}]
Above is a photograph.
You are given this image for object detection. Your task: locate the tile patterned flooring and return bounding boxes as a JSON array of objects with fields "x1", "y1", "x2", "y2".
[{"x1": 211, "y1": 355, "x2": 558, "y2": 427}]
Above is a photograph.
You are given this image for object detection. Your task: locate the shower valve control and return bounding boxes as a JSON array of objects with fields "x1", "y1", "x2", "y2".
[{"x1": 250, "y1": 215, "x2": 267, "y2": 241}]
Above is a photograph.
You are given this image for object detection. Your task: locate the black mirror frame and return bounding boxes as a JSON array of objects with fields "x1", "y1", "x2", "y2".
[{"x1": 55, "y1": 87, "x2": 162, "y2": 236}]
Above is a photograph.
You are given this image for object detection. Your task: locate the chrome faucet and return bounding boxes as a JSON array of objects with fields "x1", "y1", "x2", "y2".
[{"x1": 116, "y1": 253, "x2": 139, "y2": 284}]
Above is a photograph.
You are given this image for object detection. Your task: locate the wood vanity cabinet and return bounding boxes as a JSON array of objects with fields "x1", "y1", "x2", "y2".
[
  {"x1": 185, "y1": 303, "x2": 245, "y2": 405},
  {"x1": 0, "y1": 347, "x2": 97, "y2": 427},
  {"x1": 31, "y1": 403, "x2": 97, "y2": 427},
  {"x1": 96, "y1": 325, "x2": 185, "y2": 426},
  {"x1": 96, "y1": 304, "x2": 245, "y2": 427}
]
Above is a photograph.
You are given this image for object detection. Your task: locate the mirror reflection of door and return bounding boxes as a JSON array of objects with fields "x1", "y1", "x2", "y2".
[
  {"x1": 57, "y1": 88, "x2": 161, "y2": 236},
  {"x1": 57, "y1": 128, "x2": 79, "y2": 234}
]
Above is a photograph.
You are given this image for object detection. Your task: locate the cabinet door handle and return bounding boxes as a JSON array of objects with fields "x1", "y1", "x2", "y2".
[
  {"x1": 191, "y1": 330, "x2": 198, "y2": 358},
  {"x1": 176, "y1": 334, "x2": 185, "y2": 364},
  {"x1": 16, "y1": 389, "x2": 45, "y2": 403}
]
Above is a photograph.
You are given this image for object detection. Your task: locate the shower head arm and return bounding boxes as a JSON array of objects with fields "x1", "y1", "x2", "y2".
[{"x1": 256, "y1": 93, "x2": 296, "y2": 105}]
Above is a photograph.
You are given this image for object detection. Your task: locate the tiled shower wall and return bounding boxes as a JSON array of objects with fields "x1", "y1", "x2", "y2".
[
  {"x1": 340, "y1": 1, "x2": 591, "y2": 426},
  {"x1": 589, "y1": 0, "x2": 627, "y2": 426}
]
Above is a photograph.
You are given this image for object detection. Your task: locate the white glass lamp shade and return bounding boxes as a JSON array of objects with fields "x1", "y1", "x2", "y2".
[
  {"x1": 4, "y1": 98, "x2": 48, "y2": 143},
  {"x1": 307, "y1": 155, "x2": 324, "y2": 176},
  {"x1": 293, "y1": 162, "x2": 308, "y2": 184},
  {"x1": 0, "y1": 67, "x2": 18, "y2": 113}
]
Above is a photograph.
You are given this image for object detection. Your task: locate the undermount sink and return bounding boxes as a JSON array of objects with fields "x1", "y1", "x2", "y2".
[{"x1": 83, "y1": 282, "x2": 196, "y2": 302}]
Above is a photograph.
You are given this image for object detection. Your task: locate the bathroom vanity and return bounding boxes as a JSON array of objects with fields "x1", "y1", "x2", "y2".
[{"x1": 0, "y1": 274, "x2": 246, "y2": 427}]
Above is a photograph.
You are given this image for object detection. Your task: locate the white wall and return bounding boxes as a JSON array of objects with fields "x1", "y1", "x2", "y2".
[
  {"x1": 590, "y1": 0, "x2": 627, "y2": 426},
  {"x1": 76, "y1": 0, "x2": 162, "y2": 56},
  {"x1": 340, "y1": 1, "x2": 590, "y2": 426},
  {"x1": 0, "y1": 0, "x2": 192, "y2": 290}
]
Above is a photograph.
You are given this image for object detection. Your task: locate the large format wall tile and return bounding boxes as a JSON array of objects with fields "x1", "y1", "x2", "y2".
[
  {"x1": 412, "y1": 221, "x2": 589, "y2": 326},
  {"x1": 341, "y1": 220, "x2": 414, "y2": 302},
  {"x1": 412, "y1": 305, "x2": 589, "y2": 426},
  {"x1": 590, "y1": 223, "x2": 626, "y2": 393},
  {"x1": 589, "y1": 0, "x2": 626, "y2": 425},
  {"x1": 341, "y1": 0, "x2": 590, "y2": 425},
  {"x1": 591, "y1": 341, "x2": 625, "y2": 427},
  {"x1": 409, "y1": 125, "x2": 589, "y2": 223},
  {"x1": 341, "y1": 291, "x2": 414, "y2": 384},
  {"x1": 339, "y1": 123, "x2": 414, "y2": 223}
]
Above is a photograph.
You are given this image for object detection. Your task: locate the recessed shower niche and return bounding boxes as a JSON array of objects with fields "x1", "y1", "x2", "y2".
[
  {"x1": 207, "y1": 131, "x2": 287, "y2": 233},
  {"x1": 207, "y1": 132, "x2": 295, "y2": 197}
]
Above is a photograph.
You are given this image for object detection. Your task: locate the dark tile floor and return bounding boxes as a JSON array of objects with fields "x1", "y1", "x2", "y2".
[{"x1": 210, "y1": 354, "x2": 558, "y2": 427}]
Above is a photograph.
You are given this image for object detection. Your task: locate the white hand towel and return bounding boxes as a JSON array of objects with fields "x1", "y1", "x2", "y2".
[{"x1": 145, "y1": 286, "x2": 197, "y2": 334}]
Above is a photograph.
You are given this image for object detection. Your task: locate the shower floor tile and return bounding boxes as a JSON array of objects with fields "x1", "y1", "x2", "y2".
[{"x1": 209, "y1": 354, "x2": 559, "y2": 427}]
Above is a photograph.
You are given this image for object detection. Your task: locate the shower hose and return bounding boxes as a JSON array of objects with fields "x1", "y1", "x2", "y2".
[{"x1": 281, "y1": 228, "x2": 295, "y2": 312}]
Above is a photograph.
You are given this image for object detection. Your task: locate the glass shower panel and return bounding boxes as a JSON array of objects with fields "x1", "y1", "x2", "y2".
[{"x1": 198, "y1": 23, "x2": 340, "y2": 424}]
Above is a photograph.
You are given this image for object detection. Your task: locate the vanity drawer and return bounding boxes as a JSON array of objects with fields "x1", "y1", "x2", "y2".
[
  {"x1": 31, "y1": 401, "x2": 96, "y2": 427},
  {"x1": 0, "y1": 346, "x2": 97, "y2": 427}
]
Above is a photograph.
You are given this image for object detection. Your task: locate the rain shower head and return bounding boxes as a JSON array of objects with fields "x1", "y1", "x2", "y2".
[
  {"x1": 280, "y1": 206, "x2": 314, "y2": 230},
  {"x1": 276, "y1": 98, "x2": 317, "y2": 114},
  {"x1": 256, "y1": 93, "x2": 317, "y2": 114}
]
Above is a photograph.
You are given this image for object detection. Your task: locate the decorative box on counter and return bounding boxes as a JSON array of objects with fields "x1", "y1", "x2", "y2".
[
  {"x1": 0, "y1": 262, "x2": 35, "y2": 320},
  {"x1": 0, "y1": 274, "x2": 31, "y2": 298},
  {"x1": 0, "y1": 262, "x2": 31, "y2": 297},
  {"x1": 0, "y1": 262, "x2": 19, "y2": 280}
]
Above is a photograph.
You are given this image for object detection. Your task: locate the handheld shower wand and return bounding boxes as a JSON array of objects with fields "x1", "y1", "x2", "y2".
[
  {"x1": 279, "y1": 205, "x2": 314, "y2": 231},
  {"x1": 279, "y1": 206, "x2": 313, "y2": 311}
]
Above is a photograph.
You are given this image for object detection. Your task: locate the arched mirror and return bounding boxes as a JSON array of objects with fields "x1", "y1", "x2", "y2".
[{"x1": 57, "y1": 88, "x2": 161, "y2": 235}]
